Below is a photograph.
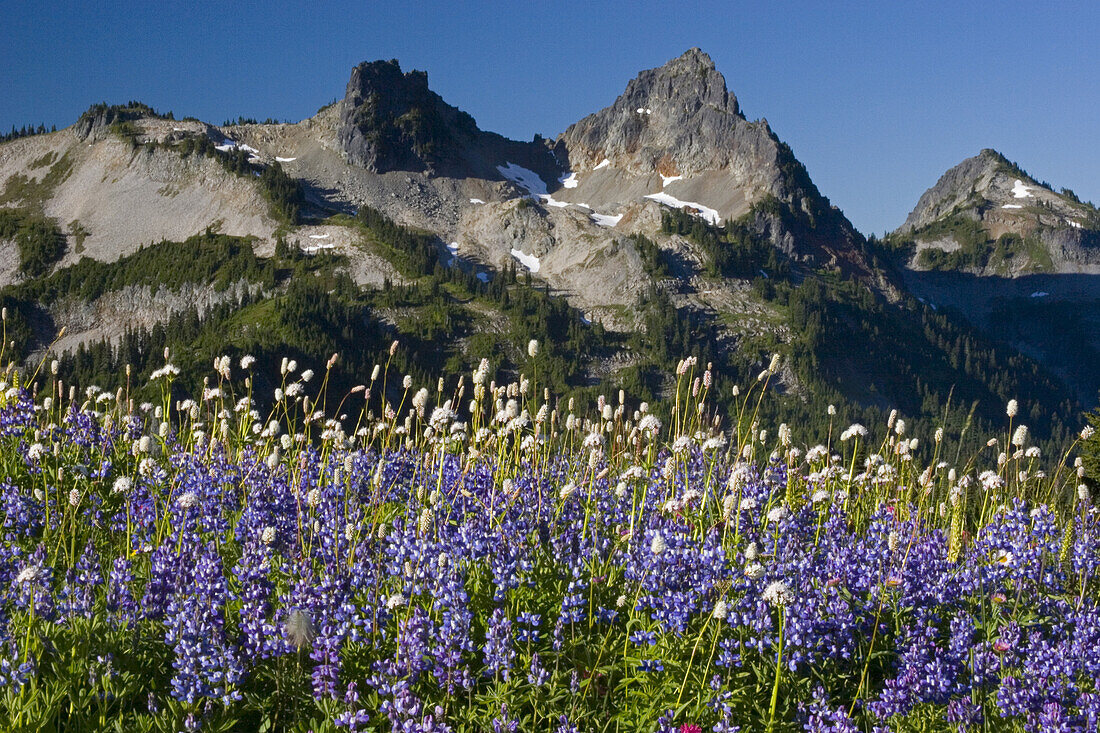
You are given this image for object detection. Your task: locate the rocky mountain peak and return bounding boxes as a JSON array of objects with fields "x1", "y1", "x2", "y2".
[
  {"x1": 337, "y1": 59, "x2": 475, "y2": 174},
  {"x1": 626, "y1": 47, "x2": 739, "y2": 118},
  {"x1": 558, "y1": 48, "x2": 760, "y2": 177},
  {"x1": 337, "y1": 59, "x2": 557, "y2": 181},
  {"x1": 897, "y1": 148, "x2": 1097, "y2": 236}
]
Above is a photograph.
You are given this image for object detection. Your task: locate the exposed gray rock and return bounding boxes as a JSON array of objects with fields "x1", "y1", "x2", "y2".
[
  {"x1": 558, "y1": 49, "x2": 778, "y2": 185},
  {"x1": 554, "y1": 49, "x2": 871, "y2": 280},
  {"x1": 337, "y1": 59, "x2": 559, "y2": 183}
]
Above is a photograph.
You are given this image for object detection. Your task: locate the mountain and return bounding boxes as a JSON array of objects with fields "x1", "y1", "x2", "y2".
[
  {"x1": 551, "y1": 48, "x2": 870, "y2": 276},
  {"x1": 885, "y1": 150, "x2": 1100, "y2": 403},
  {"x1": 893, "y1": 148, "x2": 1100, "y2": 275},
  {"x1": 0, "y1": 51, "x2": 1089, "y2": 454}
]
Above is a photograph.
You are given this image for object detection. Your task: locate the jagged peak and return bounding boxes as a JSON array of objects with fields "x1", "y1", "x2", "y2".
[
  {"x1": 663, "y1": 47, "x2": 717, "y2": 72},
  {"x1": 618, "y1": 48, "x2": 738, "y2": 118},
  {"x1": 558, "y1": 49, "x2": 752, "y2": 176},
  {"x1": 336, "y1": 58, "x2": 558, "y2": 181}
]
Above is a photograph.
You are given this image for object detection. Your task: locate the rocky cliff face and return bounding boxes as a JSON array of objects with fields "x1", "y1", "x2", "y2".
[{"x1": 337, "y1": 59, "x2": 558, "y2": 182}]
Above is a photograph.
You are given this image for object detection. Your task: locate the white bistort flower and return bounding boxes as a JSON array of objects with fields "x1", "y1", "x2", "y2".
[
  {"x1": 766, "y1": 506, "x2": 789, "y2": 524},
  {"x1": 840, "y1": 424, "x2": 868, "y2": 441},
  {"x1": 15, "y1": 565, "x2": 42, "y2": 585},
  {"x1": 150, "y1": 364, "x2": 180, "y2": 381},
  {"x1": 762, "y1": 580, "x2": 794, "y2": 607}
]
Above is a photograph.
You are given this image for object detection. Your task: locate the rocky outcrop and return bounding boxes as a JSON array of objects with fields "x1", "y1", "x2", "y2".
[
  {"x1": 559, "y1": 48, "x2": 777, "y2": 179},
  {"x1": 337, "y1": 59, "x2": 558, "y2": 182},
  {"x1": 73, "y1": 102, "x2": 160, "y2": 142}
]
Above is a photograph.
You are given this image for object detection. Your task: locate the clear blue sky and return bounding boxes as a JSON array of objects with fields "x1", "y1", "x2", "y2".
[{"x1": 3, "y1": 1, "x2": 1098, "y2": 235}]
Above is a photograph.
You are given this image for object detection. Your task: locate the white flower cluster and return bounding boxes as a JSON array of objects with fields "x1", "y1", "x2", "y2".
[
  {"x1": 150, "y1": 364, "x2": 181, "y2": 381},
  {"x1": 840, "y1": 423, "x2": 868, "y2": 441},
  {"x1": 762, "y1": 580, "x2": 794, "y2": 608}
]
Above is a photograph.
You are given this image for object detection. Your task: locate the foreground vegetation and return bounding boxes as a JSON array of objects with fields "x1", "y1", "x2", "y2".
[{"x1": 0, "y1": 337, "x2": 1097, "y2": 731}]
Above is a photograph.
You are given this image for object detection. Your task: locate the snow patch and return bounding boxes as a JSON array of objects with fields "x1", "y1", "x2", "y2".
[
  {"x1": 215, "y1": 143, "x2": 236, "y2": 152},
  {"x1": 590, "y1": 213, "x2": 623, "y2": 227},
  {"x1": 510, "y1": 248, "x2": 541, "y2": 273},
  {"x1": 660, "y1": 174, "x2": 683, "y2": 187},
  {"x1": 635, "y1": 107, "x2": 652, "y2": 115},
  {"x1": 1030, "y1": 291, "x2": 1049, "y2": 298},
  {"x1": 476, "y1": 272, "x2": 490, "y2": 283},
  {"x1": 308, "y1": 234, "x2": 330, "y2": 240},
  {"x1": 643, "y1": 192, "x2": 722, "y2": 225},
  {"x1": 1012, "y1": 179, "x2": 1033, "y2": 198},
  {"x1": 275, "y1": 156, "x2": 296, "y2": 162},
  {"x1": 302, "y1": 242, "x2": 335, "y2": 254},
  {"x1": 1002, "y1": 204, "x2": 1023, "y2": 209},
  {"x1": 539, "y1": 195, "x2": 571, "y2": 208},
  {"x1": 469, "y1": 198, "x2": 486, "y2": 204},
  {"x1": 447, "y1": 242, "x2": 459, "y2": 254},
  {"x1": 1069, "y1": 220, "x2": 1083, "y2": 229},
  {"x1": 580, "y1": 313, "x2": 592, "y2": 325},
  {"x1": 560, "y1": 171, "x2": 579, "y2": 188},
  {"x1": 593, "y1": 159, "x2": 610, "y2": 170},
  {"x1": 497, "y1": 162, "x2": 548, "y2": 196},
  {"x1": 239, "y1": 144, "x2": 259, "y2": 154}
]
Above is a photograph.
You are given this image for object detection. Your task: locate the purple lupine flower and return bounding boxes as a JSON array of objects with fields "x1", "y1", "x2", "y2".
[
  {"x1": 483, "y1": 607, "x2": 514, "y2": 681},
  {"x1": 310, "y1": 629, "x2": 341, "y2": 699}
]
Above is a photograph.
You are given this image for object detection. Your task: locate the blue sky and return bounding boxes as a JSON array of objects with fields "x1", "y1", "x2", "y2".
[{"x1": 3, "y1": 1, "x2": 1098, "y2": 235}]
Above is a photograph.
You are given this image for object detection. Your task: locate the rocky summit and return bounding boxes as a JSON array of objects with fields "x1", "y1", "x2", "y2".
[
  {"x1": 895, "y1": 148, "x2": 1100, "y2": 275},
  {"x1": 560, "y1": 48, "x2": 751, "y2": 176},
  {"x1": 337, "y1": 59, "x2": 557, "y2": 182}
]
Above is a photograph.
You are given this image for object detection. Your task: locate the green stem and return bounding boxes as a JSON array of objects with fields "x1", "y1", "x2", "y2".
[{"x1": 768, "y1": 609, "x2": 785, "y2": 732}]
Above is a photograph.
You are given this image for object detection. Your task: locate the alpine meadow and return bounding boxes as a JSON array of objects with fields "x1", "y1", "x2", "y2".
[{"x1": 2, "y1": 37, "x2": 1100, "y2": 733}]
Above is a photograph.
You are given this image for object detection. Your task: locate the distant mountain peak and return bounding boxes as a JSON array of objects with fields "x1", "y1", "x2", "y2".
[
  {"x1": 897, "y1": 148, "x2": 1055, "y2": 234},
  {"x1": 894, "y1": 149, "x2": 1100, "y2": 275},
  {"x1": 558, "y1": 49, "x2": 749, "y2": 176}
]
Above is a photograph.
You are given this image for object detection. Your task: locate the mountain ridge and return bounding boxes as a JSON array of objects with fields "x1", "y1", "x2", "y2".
[{"x1": 0, "y1": 50, "x2": 1093, "y2": 455}]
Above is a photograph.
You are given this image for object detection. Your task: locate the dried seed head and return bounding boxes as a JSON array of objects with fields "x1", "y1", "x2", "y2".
[{"x1": 285, "y1": 609, "x2": 315, "y2": 650}]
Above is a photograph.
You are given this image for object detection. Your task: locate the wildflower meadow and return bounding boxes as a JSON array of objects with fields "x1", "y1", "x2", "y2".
[{"x1": 0, "y1": 335, "x2": 1097, "y2": 732}]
